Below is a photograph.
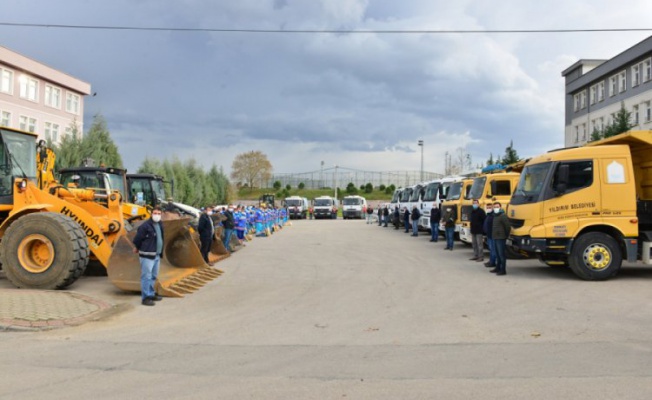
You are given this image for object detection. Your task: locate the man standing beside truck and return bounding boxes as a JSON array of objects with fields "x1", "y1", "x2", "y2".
[
  {"x1": 197, "y1": 206, "x2": 215, "y2": 265},
  {"x1": 429, "y1": 204, "x2": 441, "y2": 242},
  {"x1": 490, "y1": 202, "x2": 511, "y2": 276},
  {"x1": 469, "y1": 200, "x2": 486, "y2": 262}
]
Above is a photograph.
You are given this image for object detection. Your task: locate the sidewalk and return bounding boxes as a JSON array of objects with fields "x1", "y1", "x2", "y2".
[{"x1": 0, "y1": 288, "x2": 121, "y2": 332}]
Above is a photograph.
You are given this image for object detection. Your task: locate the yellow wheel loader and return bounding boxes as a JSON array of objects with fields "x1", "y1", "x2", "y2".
[{"x1": 0, "y1": 128, "x2": 220, "y2": 296}]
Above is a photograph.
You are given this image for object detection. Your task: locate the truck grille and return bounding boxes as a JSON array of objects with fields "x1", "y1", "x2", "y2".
[{"x1": 508, "y1": 218, "x2": 524, "y2": 228}]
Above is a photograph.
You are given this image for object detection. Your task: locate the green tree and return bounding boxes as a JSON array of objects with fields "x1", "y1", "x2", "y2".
[
  {"x1": 273, "y1": 180, "x2": 282, "y2": 190},
  {"x1": 346, "y1": 182, "x2": 358, "y2": 194},
  {"x1": 298, "y1": 182, "x2": 305, "y2": 190},
  {"x1": 590, "y1": 128, "x2": 603, "y2": 142},
  {"x1": 384, "y1": 186, "x2": 393, "y2": 194},
  {"x1": 78, "y1": 114, "x2": 123, "y2": 168},
  {"x1": 388, "y1": 184, "x2": 396, "y2": 192},
  {"x1": 285, "y1": 184, "x2": 291, "y2": 191},
  {"x1": 486, "y1": 153, "x2": 494, "y2": 166},
  {"x1": 364, "y1": 183, "x2": 373, "y2": 194},
  {"x1": 501, "y1": 141, "x2": 520, "y2": 165},
  {"x1": 606, "y1": 104, "x2": 634, "y2": 138},
  {"x1": 379, "y1": 184, "x2": 386, "y2": 192}
]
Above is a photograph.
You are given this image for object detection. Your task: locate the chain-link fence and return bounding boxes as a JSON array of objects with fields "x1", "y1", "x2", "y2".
[{"x1": 266, "y1": 167, "x2": 442, "y2": 189}]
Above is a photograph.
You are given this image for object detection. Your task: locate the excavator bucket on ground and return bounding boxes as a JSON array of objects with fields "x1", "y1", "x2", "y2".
[
  {"x1": 106, "y1": 217, "x2": 223, "y2": 297},
  {"x1": 189, "y1": 230, "x2": 231, "y2": 264}
]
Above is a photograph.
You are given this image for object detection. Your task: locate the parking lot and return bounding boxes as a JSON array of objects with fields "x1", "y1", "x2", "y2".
[{"x1": 2, "y1": 218, "x2": 652, "y2": 399}]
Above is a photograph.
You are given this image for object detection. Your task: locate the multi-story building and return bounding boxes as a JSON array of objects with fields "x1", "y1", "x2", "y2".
[
  {"x1": 563, "y1": 35, "x2": 652, "y2": 147},
  {"x1": 0, "y1": 45, "x2": 90, "y2": 144}
]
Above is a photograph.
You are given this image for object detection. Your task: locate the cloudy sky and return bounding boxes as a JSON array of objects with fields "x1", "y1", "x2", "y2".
[{"x1": 2, "y1": 0, "x2": 652, "y2": 175}]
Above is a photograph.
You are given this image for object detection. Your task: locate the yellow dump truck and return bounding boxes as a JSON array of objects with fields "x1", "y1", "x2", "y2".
[
  {"x1": 508, "y1": 130, "x2": 652, "y2": 280},
  {"x1": 439, "y1": 178, "x2": 474, "y2": 238}
]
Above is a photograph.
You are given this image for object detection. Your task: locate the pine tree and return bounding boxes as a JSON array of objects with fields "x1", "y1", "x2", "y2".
[{"x1": 501, "y1": 140, "x2": 520, "y2": 165}]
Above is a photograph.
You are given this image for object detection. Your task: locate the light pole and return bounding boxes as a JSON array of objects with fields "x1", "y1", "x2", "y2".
[
  {"x1": 418, "y1": 139, "x2": 424, "y2": 182},
  {"x1": 320, "y1": 160, "x2": 324, "y2": 189},
  {"x1": 334, "y1": 165, "x2": 338, "y2": 200}
]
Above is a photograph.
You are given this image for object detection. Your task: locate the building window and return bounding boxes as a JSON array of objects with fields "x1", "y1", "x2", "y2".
[
  {"x1": 633, "y1": 105, "x2": 640, "y2": 125},
  {"x1": 0, "y1": 111, "x2": 10, "y2": 127},
  {"x1": 619, "y1": 70, "x2": 627, "y2": 93},
  {"x1": 19, "y1": 115, "x2": 27, "y2": 131},
  {"x1": 44, "y1": 122, "x2": 60, "y2": 142},
  {"x1": 44, "y1": 85, "x2": 61, "y2": 108},
  {"x1": 591, "y1": 119, "x2": 597, "y2": 133},
  {"x1": 28, "y1": 117, "x2": 36, "y2": 133},
  {"x1": 647, "y1": 102, "x2": 652, "y2": 122},
  {"x1": 66, "y1": 93, "x2": 80, "y2": 114},
  {"x1": 19, "y1": 75, "x2": 38, "y2": 101},
  {"x1": 633, "y1": 64, "x2": 641, "y2": 87},
  {"x1": 0, "y1": 68, "x2": 13, "y2": 94},
  {"x1": 609, "y1": 75, "x2": 617, "y2": 97},
  {"x1": 581, "y1": 123, "x2": 587, "y2": 141},
  {"x1": 590, "y1": 85, "x2": 597, "y2": 105},
  {"x1": 573, "y1": 93, "x2": 580, "y2": 111},
  {"x1": 598, "y1": 81, "x2": 605, "y2": 101},
  {"x1": 574, "y1": 126, "x2": 579, "y2": 143},
  {"x1": 645, "y1": 58, "x2": 652, "y2": 82},
  {"x1": 599, "y1": 117, "x2": 605, "y2": 131},
  {"x1": 580, "y1": 91, "x2": 586, "y2": 109}
]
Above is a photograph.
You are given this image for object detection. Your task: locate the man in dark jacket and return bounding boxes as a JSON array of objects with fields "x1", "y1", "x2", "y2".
[
  {"x1": 133, "y1": 206, "x2": 164, "y2": 306},
  {"x1": 430, "y1": 205, "x2": 441, "y2": 242},
  {"x1": 441, "y1": 206, "x2": 456, "y2": 250},
  {"x1": 383, "y1": 206, "x2": 389, "y2": 227},
  {"x1": 469, "y1": 199, "x2": 486, "y2": 262},
  {"x1": 197, "y1": 206, "x2": 215, "y2": 265},
  {"x1": 490, "y1": 201, "x2": 512, "y2": 276},
  {"x1": 483, "y1": 204, "x2": 496, "y2": 268},
  {"x1": 393, "y1": 206, "x2": 400, "y2": 229},
  {"x1": 410, "y1": 205, "x2": 421, "y2": 236}
]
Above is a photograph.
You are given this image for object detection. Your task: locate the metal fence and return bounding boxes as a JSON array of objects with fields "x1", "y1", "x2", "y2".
[{"x1": 266, "y1": 167, "x2": 443, "y2": 189}]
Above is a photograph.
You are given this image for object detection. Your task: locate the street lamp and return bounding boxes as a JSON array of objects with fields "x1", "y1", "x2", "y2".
[{"x1": 418, "y1": 140, "x2": 424, "y2": 182}]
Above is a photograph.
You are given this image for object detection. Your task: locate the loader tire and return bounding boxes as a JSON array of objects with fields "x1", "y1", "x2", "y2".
[
  {"x1": 2, "y1": 212, "x2": 90, "y2": 290},
  {"x1": 568, "y1": 232, "x2": 621, "y2": 281}
]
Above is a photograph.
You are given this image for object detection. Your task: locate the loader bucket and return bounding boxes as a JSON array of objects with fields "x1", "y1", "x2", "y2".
[
  {"x1": 106, "y1": 218, "x2": 223, "y2": 297},
  {"x1": 189, "y1": 230, "x2": 231, "y2": 264}
]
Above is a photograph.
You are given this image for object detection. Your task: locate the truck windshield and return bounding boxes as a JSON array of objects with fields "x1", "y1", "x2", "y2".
[
  {"x1": 440, "y1": 182, "x2": 453, "y2": 200},
  {"x1": 343, "y1": 198, "x2": 362, "y2": 205},
  {"x1": 400, "y1": 188, "x2": 413, "y2": 202},
  {"x1": 446, "y1": 182, "x2": 463, "y2": 200},
  {"x1": 422, "y1": 182, "x2": 440, "y2": 202},
  {"x1": 468, "y1": 177, "x2": 486, "y2": 200},
  {"x1": 151, "y1": 179, "x2": 167, "y2": 203},
  {"x1": 391, "y1": 190, "x2": 402, "y2": 203},
  {"x1": 512, "y1": 162, "x2": 551, "y2": 205},
  {"x1": 409, "y1": 185, "x2": 422, "y2": 202},
  {"x1": 286, "y1": 199, "x2": 302, "y2": 206},
  {"x1": 314, "y1": 199, "x2": 332, "y2": 206}
]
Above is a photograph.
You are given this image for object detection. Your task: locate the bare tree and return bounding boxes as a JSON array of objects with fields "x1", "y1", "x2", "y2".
[{"x1": 230, "y1": 150, "x2": 273, "y2": 190}]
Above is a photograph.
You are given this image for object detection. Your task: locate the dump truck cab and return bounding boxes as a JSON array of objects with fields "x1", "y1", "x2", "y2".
[
  {"x1": 342, "y1": 195, "x2": 367, "y2": 219},
  {"x1": 439, "y1": 178, "x2": 473, "y2": 236},
  {"x1": 459, "y1": 170, "x2": 520, "y2": 244},
  {"x1": 507, "y1": 131, "x2": 652, "y2": 280}
]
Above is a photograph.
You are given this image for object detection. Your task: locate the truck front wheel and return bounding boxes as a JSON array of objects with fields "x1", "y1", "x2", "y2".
[{"x1": 569, "y1": 232, "x2": 622, "y2": 280}]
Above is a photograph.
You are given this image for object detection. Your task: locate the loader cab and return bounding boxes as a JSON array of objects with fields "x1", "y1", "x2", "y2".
[
  {"x1": 59, "y1": 167, "x2": 128, "y2": 201},
  {"x1": 127, "y1": 174, "x2": 168, "y2": 207},
  {"x1": 0, "y1": 127, "x2": 38, "y2": 204}
]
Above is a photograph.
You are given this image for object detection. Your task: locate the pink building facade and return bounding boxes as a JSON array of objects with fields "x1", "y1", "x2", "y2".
[{"x1": 0, "y1": 45, "x2": 90, "y2": 144}]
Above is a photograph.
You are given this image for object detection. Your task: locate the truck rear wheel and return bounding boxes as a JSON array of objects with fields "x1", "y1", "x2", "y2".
[
  {"x1": 568, "y1": 232, "x2": 621, "y2": 280},
  {"x1": 2, "y1": 212, "x2": 90, "y2": 289}
]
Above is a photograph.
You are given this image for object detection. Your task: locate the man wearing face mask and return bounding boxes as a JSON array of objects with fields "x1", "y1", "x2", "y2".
[
  {"x1": 223, "y1": 205, "x2": 236, "y2": 251},
  {"x1": 441, "y1": 206, "x2": 456, "y2": 250},
  {"x1": 133, "y1": 206, "x2": 165, "y2": 306},
  {"x1": 490, "y1": 201, "x2": 511, "y2": 276},
  {"x1": 198, "y1": 206, "x2": 215, "y2": 265}
]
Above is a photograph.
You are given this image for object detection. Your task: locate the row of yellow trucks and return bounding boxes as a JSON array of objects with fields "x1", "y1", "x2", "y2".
[{"x1": 390, "y1": 130, "x2": 652, "y2": 280}]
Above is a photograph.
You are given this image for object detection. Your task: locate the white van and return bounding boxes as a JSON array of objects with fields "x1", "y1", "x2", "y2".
[
  {"x1": 342, "y1": 195, "x2": 367, "y2": 219},
  {"x1": 285, "y1": 196, "x2": 309, "y2": 219},
  {"x1": 313, "y1": 196, "x2": 339, "y2": 219},
  {"x1": 419, "y1": 176, "x2": 463, "y2": 231}
]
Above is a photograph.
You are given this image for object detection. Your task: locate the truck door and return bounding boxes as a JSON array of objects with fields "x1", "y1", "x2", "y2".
[{"x1": 542, "y1": 160, "x2": 597, "y2": 239}]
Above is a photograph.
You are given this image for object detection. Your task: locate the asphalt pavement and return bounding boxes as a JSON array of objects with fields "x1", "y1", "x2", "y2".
[{"x1": 2, "y1": 219, "x2": 652, "y2": 399}]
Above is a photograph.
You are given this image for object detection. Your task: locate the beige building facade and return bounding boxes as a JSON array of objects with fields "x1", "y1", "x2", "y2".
[{"x1": 0, "y1": 45, "x2": 90, "y2": 144}]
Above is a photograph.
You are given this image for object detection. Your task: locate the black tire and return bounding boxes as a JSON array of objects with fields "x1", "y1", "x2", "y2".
[
  {"x1": 568, "y1": 232, "x2": 622, "y2": 280},
  {"x1": 506, "y1": 246, "x2": 528, "y2": 260},
  {"x1": 2, "y1": 212, "x2": 90, "y2": 289}
]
